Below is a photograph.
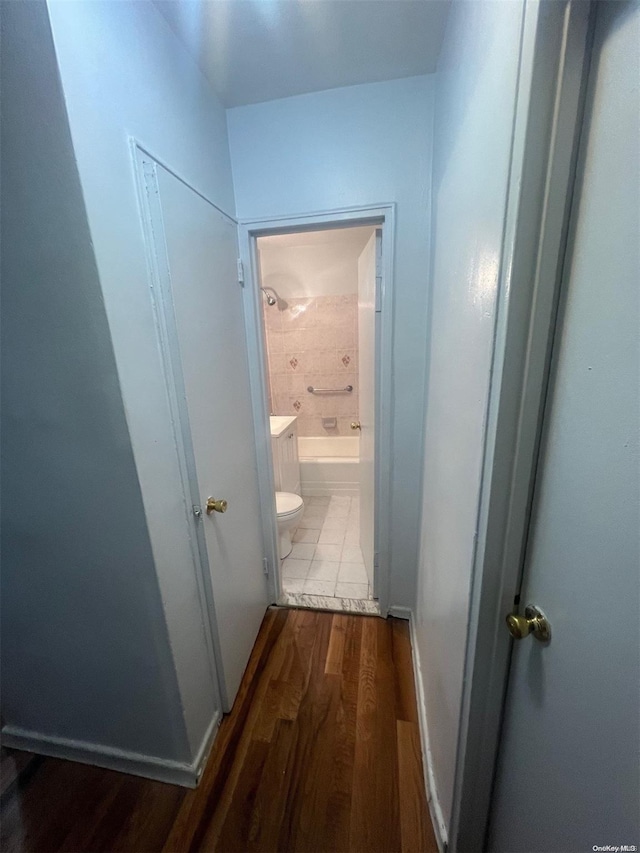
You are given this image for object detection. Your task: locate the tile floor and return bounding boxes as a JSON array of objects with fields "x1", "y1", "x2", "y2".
[{"x1": 281, "y1": 494, "x2": 373, "y2": 601}]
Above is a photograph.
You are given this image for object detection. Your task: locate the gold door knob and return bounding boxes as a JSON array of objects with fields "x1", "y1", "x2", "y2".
[
  {"x1": 206, "y1": 497, "x2": 228, "y2": 515},
  {"x1": 506, "y1": 605, "x2": 551, "y2": 642},
  {"x1": 351, "y1": 421, "x2": 361, "y2": 430}
]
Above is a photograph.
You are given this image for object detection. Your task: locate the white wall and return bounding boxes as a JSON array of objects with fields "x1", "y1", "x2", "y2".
[
  {"x1": 258, "y1": 227, "x2": 373, "y2": 298},
  {"x1": 228, "y1": 75, "x2": 435, "y2": 607},
  {"x1": 24, "y1": 0, "x2": 244, "y2": 766},
  {"x1": 0, "y1": 1, "x2": 190, "y2": 763},
  {"x1": 415, "y1": 0, "x2": 525, "y2": 831}
]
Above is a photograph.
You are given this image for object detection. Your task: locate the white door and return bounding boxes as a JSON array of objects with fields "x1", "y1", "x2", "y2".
[
  {"x1": 155, "y1": 164, "x2": 268, "y2": 710},
  {"x1": 357, "y1": 230, "x2": 380, "y2": 591},
  {"x1": 489, "y1": 4, "x2": 640, "y2": 850}
]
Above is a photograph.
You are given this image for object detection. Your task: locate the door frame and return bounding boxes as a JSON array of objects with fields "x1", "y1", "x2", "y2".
[
  {"x1": 238, "y1": 204, "x2": 396, "y2": 615},
  {"x1": 448, "y1": 2, "x2": 594, "y2": 850}
]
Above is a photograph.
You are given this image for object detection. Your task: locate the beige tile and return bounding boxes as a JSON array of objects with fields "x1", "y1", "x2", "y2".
[
  {"x1": 335, "y1": 582, "x2": 369, "y2": 599},
  {"x1": 318, "y1": 528, "x2": 345, "y2": 545},
  {"x1": 322, "y1": 517, "x2": 348, "y2": 532},
  {"x1": 307, "y1": 560, "x2": 339, "y2": 582},
  {"x1": 325, "y1": 505, "x2": 350, "y2": 519},
  {"x1": 338, "y1": 562, "x2": 369, "y2": 584},
  {"x1": 289, "y1": 543, "x2": 317, "y2": 560},
  {"x1": 314, "y1": 543, "x2": 342, "y2": 561},
  {"x1": 308, "y1": 496, "x2": 330, "y2": 506},
  {"x1": 293, "y1": 528, "x2": 320, "y2": 543},
  {"x1": 282, "y1": 558, "x2": 311, "y2": 579},
  {"x1": 303, "y1": 579, "x2": 337, "y2": 596},
  {"x1": 341, "y1": 544, "x2": 364, "y2": 564}
]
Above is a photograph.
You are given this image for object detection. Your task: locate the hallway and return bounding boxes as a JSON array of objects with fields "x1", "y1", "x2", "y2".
[{"x1": 0, "y1": 610, "x2": 437, "y2": 852}]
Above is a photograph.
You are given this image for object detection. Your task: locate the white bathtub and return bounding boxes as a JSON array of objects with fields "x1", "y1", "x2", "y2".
[{"x1": 297, "y1": 436, "x2": 360, "y2": 497}]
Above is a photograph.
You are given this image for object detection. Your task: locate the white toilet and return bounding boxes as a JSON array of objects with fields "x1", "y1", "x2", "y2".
[{"x1": 276, "y1": 491, "x2": 304, "y2": 559}]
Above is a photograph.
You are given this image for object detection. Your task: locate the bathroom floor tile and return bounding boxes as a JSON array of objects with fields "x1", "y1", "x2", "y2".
[
  {"x1": 325, "y1": 505, "x2": 350, "y2": 519},
  {"x1": 293, "y1": 528, "x2": 320, "y2": 544},
  {"x1": 343, "y1": 527, "x2": 360, "y2": 545},
  {"x1": 307, "y1": 560, "x2": 339, "y2": 582},
  {"x1": 341, "y1": 544, "x2": 364, "y2": 564},
  {"x1": 329, "y1": 496, "x2": 351, "y2": 507},
  {"x1": 318, "y1": 528, "x2": 345, "y2": 545},
  {"x1": 313, "y1": 543, "x2": 342, "y2": 562},
  {"x1": 298, "y1": 514, "x2": 325, "y2": 529},
  {"x1": 289, "y1": 543, "x2": 317, "y2": 561},
  {"x1": 308, "y1": 496, "x2": 330, "y2": 506},
  {"x1": 322, "y1": 516, "x2": 348, "y2": 531},
  {"x1": 303, "y1": 579, "x2": 337, "y2": 596},
  {"x1": 335, "y1": 582, "x2": 369, "y2": 599},
  {"x1": 283, "y1": 578, "x2": 306, "y2": 594},
  {"x1": 338, "y1": 562, "x2": 369, "y2": 584},
  {"x1": 282, "y1": 558, "x2": 311, "y2": 579}
]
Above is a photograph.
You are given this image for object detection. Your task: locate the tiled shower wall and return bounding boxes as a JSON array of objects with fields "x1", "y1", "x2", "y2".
[{"x1": 264, "y1": 294, "x2": 358, "y2": 436}]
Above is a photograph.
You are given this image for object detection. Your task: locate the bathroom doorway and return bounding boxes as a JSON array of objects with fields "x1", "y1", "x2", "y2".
[{"x1": 239, "y1": 210, "x2": 394, "y2": 615}]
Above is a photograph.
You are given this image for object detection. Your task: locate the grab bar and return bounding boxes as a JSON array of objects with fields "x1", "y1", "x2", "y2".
[{"x1": 307, "y1": 385, "x2": 353, "y2": 394}]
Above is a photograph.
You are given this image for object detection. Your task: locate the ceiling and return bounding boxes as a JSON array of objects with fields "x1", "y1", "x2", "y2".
[
  {"x1": 154, "y1": 0, "x2": 450, "y2": 108},
  {"x1": 258, "y1": 225, "x2": 374, "y2": 252}
]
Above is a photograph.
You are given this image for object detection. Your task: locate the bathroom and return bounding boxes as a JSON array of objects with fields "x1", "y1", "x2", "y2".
[{"x1": 257, "y1": 226, "x2": 379, "y2": 611}]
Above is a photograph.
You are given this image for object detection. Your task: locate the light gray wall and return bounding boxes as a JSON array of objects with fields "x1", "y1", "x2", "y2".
[
  {"x1": 227, "y1": 75, "x2": 435, "y2": 607},
  {"x1": 44, "y1": 0, "x2": 243, "y2": 755},
  {"x1": 415, "y1": 0, "x2": 525, "y2": 830},
  {"x1": 0, "y1": 1, "x2": 189, "y2": 760}
]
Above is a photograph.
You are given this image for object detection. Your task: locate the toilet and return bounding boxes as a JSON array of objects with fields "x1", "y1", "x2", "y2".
[{"x1": 276, "y1": 491, "x2": 304, "y2": 559}]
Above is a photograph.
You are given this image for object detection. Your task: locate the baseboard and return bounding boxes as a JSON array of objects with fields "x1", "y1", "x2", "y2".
[
  {"x1": 1, "y1": 712, "x2": 221, "y2": 789},
  {"x1": 300, "y1": 485, "x2": 359, "y2": 497},
  {"x1": 388, "y1": 604, "x2": 412, "y2": 620},
  {"x1": 406, "y1": 611, "x2": 449, "y2": 853}
]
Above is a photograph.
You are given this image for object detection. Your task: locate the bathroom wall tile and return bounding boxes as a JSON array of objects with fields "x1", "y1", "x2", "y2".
[
  {"x1": 268, "y1": 352, "x2": 287, "y2": 374},
  {"x1": 334, "y1": 326, "x2": 356, "y2": 349},
  {"x1": 266, "y1": 328, "x2": 284, "y2": 353},
  {"x1": 264, "y1": 308, "x2": 282, "y2": 331},
  {"x1": 284, "y1": 352, "x2": 307, "y2": 373},
  {"x1": 282, "y1": 329, "x2": 307, "y2": 352},
  {"x1": 287, "y1": 373, "x2": 307, "y2": 395}
]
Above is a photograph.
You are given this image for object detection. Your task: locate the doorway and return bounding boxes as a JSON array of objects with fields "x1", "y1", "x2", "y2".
[{"x1": 239, "y1": 209, "x2": 394, "y2": 615}]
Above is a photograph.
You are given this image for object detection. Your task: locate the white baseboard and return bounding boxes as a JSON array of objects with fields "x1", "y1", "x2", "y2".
[
  {"x1": 406, "y1": 610, "x2": 449, "y2": 853},
  {"x1": 1, "y1": 712, "x2": 221, "y2": 789},
  {"x1": 388, "y1": 604, "x2": 412, "y2": 620}
]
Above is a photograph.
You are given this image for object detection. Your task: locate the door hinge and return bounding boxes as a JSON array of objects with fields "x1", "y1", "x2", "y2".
[
  {"x1": 263, "y1": 557, "x2": 269, "y2": 576},
  {"x1": 374, "y1": 551, "x2": 380, "y2": 568},
  {"x1": 237, "y1": 258, "x2": 245, "y2": 286},
  {"x1": 375, "y1": 230, "x2": 383, "y2": 312}
]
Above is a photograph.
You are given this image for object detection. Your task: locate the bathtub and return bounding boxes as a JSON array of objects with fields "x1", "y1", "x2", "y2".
[{"x1": 297, "y1": 436, "x2": 360, "y2": 497}]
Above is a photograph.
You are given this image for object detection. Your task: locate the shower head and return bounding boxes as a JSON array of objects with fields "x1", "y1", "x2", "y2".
[{"x1": 260, "y1": 287, "x2": 278, "y2": 307}]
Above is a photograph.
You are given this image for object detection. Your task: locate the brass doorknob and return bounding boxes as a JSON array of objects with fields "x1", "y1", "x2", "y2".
[
  {"x1": 206, "y1": 497, "x2": 228, "y2": 515},
  {"x1": 506, "y1": 605, "x2": 551, "y2": 642},
  {"x1": 351, "y1": 422, "x2": 361, "y2": 430}
]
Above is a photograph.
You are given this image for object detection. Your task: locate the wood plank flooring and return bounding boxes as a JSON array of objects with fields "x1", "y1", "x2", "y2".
[{"x1": 0, "y1": 609, "x2": 437, "y2": 852}]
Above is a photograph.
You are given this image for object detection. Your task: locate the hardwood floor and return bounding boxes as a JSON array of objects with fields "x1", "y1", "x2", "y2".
[{"x1": 1, "y1": 609, "x2": 437, "y2": 852}]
